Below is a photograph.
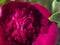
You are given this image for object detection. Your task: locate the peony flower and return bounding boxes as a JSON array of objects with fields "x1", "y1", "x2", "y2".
[{"x1": 0, "y1": 2, "x2": 58, "y2": 45}]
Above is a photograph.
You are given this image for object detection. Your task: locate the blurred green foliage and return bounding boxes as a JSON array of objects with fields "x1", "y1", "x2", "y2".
[{"x1": 0, "y1": 0, "x2": 9, "y2": 6}]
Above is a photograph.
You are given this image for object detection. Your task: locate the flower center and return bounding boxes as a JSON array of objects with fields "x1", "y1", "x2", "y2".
[{"x1": 1, "y1": 3, "x2": 42, "y2": 45}]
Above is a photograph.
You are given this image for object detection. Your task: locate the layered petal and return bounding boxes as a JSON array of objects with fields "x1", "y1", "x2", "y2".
[{"x1": 0, "y1": 2, "x2": 58, "y2": 45}]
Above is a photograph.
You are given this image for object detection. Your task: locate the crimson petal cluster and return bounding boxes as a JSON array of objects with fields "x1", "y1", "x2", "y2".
[{"x1": 0, "y1": 2, "x2": 58, "y2": 45}]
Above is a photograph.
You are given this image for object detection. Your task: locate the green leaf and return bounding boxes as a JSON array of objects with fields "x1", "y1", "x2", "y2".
[
  {"x1": 52, "y1": 0, "x2": 57, "y2": 13},
  {"x1": 49, "y1": 12, "x2": 60, "y2": 28},
  {"x1": 52, "y1": 0, "x2": 60, "y2": 13},
  {"x1": 49, "y1": 12, "x2": 60, "y2": 23}
]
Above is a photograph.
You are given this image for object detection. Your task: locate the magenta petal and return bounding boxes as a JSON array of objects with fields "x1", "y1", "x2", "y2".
[
  {"x1": 48, "y1": 23, "x2": 58, "y2": 35},
  {"x1": 33, "y1": 4, "x2": 51, "y2": 18},
  {"x1": 32, "y1": 23, "x2": 58, "y2": 45},
  {"x1": 47, "y1": 23, "x2": 58, "y2": 45}
]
